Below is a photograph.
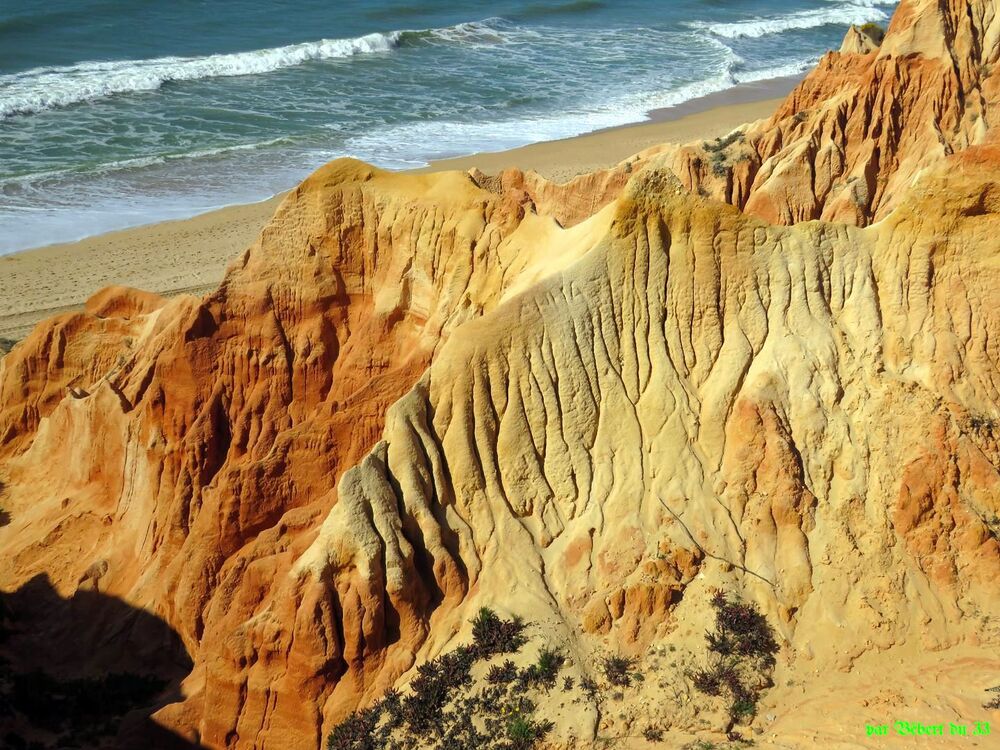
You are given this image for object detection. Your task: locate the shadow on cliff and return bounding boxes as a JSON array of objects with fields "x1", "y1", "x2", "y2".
[{"x1": 0, "y1": 575, "x2": 202, "y2": 749}]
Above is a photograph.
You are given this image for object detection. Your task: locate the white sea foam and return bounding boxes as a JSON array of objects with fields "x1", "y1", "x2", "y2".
[
  {"x1": 691, "y1": 1, "x2": 896, "y2": 40},
  {"x1": 0, "y1": 31, "x2": 404, "y2": 119},
  {"x1": 0, "y1": 18, "x2": 526, "y2": 120},
  {"x1": 342, "y1": 50, "x2": 817, "y2": 172},
  {"x1": 734, "y1": 58, "x2": 816, "y2": 84}
]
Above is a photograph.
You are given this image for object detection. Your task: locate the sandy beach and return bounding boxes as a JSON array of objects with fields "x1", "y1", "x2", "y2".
[{"x1": 0, "y1": 78, "x2": 796, "y2": 344}]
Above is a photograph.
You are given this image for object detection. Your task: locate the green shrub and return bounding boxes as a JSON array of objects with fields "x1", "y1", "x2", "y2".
[
  {"x1": 602, "y1": 655, "x2": 639, "y2": 687},
  {"x1": 860, "y1": 22, "x2": 886, "y2": 44},
  {"x1": 709, "y1": 153, "x2": 729, "y2": 178},
  {"x1": 327, "y1": 608, "x2": 553, "y2": 750},
  {"x1": 523, "y1": 647, "x2": 564, "y2": 688},
  {"x1": 689, "y1": 592, "x2": 779, "y2": 731},
  {"x1": 504, "y1": 711, "x2": 553, "y2": 750},
  {"x1": 704, "y1": 131, "x2": 744, "y2": 153},
  {"x1": 486, "y1": 659, "x2": 519, "y2": 685},
  {"x1": 471, "y1": 607, "x2": 527, "y2": 657}
]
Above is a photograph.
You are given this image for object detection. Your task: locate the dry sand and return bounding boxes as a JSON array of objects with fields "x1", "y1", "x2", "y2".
[{"x1": 0, "y1": 79, "x2": 795, "y2": 343}]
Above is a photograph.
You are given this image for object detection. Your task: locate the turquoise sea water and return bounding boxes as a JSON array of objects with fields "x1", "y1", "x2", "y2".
[{"x1": 0, "y1": 0, "x2": 898, "y2": 253}]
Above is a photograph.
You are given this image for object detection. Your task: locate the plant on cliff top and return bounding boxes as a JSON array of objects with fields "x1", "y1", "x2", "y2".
[{"x1": 860, "y1": 22, "x2": 886, "y2": 45}]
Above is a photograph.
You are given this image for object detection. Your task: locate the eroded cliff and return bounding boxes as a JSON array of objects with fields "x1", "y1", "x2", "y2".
[{"x1": 1, "y1": 1, "x2": 998, "y2": 748}]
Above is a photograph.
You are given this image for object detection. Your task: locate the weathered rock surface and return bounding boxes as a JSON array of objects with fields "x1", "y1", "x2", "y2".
[
  {"x1": 646, "y1": 0, "x2": 1000, "y2": 227},
  {"x1": 1, "y1": 1, "x2": 998, "y2": 748}
]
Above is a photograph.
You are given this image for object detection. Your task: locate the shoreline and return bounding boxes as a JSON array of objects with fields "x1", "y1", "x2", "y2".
[{"x1": 0, "y1": 75, "x2": 801, "y2": 343}]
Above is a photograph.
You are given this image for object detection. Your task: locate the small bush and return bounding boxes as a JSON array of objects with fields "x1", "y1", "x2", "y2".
[
  {"x1": 580, "y1": 676, "x2": 599, "y2": 699},
  {"x1": 985, "y1": 685, "x2": 1000, "y2": 710},
  {"x1": 860, "y1": 22, "x2": 886, "y2": 45},
  {"x1": 504, "y1": 713, "x2": 554, "y2": 750},
  {"x1": 535, "y1": 648, "x2": 563, "y2": 682},
  {"x1": 400, "y1": 646, "x2": 476, "y2": 734},
  {"x1": 471, "y1": 607, "x2": 527, "y2": 657},
  {"x1": 710, "y1": 153, "x2": 729, "y2": 178},
  {"x1": 0, "y1": 339, "x2": 16, "y2": 357},
  {"x1": 519, "y1": 647, "x2": 564, "y2": 690},
  {"x1": 689, "y1": 592, "x2": 779, "y2": 731},
  {"x1": 327, "y1": 608, "x2": 555, "y2": 750},
  {"x1": 969, "y1": 414, "x2": 997, "y2": 435},
  {"x1": 486, "y1": 659, "x2": 519, "y2": 685},
  {"x1": 643, "y1": 725, "x2": 664, "y2": 742},
  {"x1": 326, "y1": 707, "x2": 382, "y2": 750},
  {"x1": 704, "y1": 131, "x2": 744, "y2": 153},
  {"x1": 602, "y1": 655, "x2": 639, "y2": 687}
]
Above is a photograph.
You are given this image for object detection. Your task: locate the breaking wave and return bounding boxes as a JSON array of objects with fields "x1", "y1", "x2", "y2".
[
  {"x1": 690, "y1": 0, "x2": 896, "y2": 40},
  {"x1": 0, "y1": 19, "x2": 521, "y2": 119}
]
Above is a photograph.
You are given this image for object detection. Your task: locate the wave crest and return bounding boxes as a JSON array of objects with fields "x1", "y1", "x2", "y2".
[
  {"x1": 690, "y1": 1, "x2": 895, "y2": 40},
  {"x1": 0, "y1": 31, "x2": 404, "y2": 119}
]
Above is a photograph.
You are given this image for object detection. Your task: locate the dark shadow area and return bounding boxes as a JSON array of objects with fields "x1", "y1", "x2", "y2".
[
  {"x1": 0, "y1": 476, "x2": 9, "y2": 527},
  {"x1": 0, "y1": 575, "x2": 203, "y2": 749}
]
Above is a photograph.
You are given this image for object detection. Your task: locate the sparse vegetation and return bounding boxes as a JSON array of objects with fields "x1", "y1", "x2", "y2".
[
  {"x1": 0, "y1": 338, "x2": 15, "y2": 357},
  {"x1": 520, "y1": 647, "x2": 564, "y2": 689},
  {"x1": 471, "y1": 606, "x2": 527, "y2": 657},
  {"x1": 968, "y1": 413, "x2": 997, "y2": 435},
  {"x1": 327, "y1": 608, "x2": 557, "y2": 750},
  {"x1": 580, "y1": 675, "x2": 599, "y2": 699},
  {"x1": 704, "y1": 131, "x2": 745, "y2": 153},
  {"x1": 486, "y1": 659, "x2": 518, "y2": 685},
  {"x1": 689, "y1": 592, "x2": 779, "y2": 733},
  {"x1": 984, "y1": 514, "x2": 1000, "y2": 540},
  {"x1": 643, "y1": 725, "x2": 665, "y2": 741},
  {"x1": 506, "y1": 713, "x2": 550, "y2": 749},
  {"x1": 602, "y1": 654, "x2": 640, "y2": 687},
  {"x1": 709, "y1": 152, "x2": 729, "y2": 178},
  {"x1": 985, "y1": 685, "x2": 1000, "y2": 710},
  {"x1": 860, "y1": 22, "x2": 886, "y2": 45},
  {"x1": 703, "y1": 131, "x2": 746, "y2": 178}
]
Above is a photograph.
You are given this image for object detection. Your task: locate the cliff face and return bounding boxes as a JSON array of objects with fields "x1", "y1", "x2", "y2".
[
  {"x1": 1, "y1": 1, "x2": 999, "y2": 748},
  {"x1": 660, "y1": 0, "x2": 1000, "y2": 226}
]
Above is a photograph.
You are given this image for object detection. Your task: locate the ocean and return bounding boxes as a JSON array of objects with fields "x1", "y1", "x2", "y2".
[{"x1": 0, "y1": 0, "x2": 898, "y2": 253}]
